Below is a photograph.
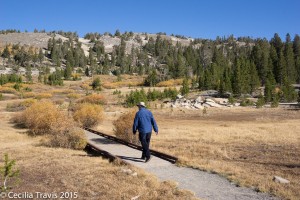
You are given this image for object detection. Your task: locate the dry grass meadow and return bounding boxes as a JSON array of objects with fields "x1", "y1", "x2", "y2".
[
  {"x1": 150, "y1": 108, "x2": 300, "y2": 200},
  {"x1": 96, "y1": 105, "x2": 300, "y2": 200},
  {"x1": 0, "y1": 77, "x2": 196, "y2": 200},
  {"x1": 1, "y1": 75, "x2": 300, "y2": 199}
]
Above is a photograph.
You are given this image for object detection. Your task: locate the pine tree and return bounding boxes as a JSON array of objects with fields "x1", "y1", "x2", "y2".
[
  {"x1": 32, "y1": 52, "x2": 38, "y2": 67},
  {"x1": 203, "y1": 69, "x2": 212, "y2": 90},
  {"x1": 249, "y1": 61, "x2": 260, "y2": 93},
  {"x1": 91, "y1": 77, "x2": 101, "y2": 91},
  {"x1": 219, "y1": 67, "x2": 232, "y2": 95},
  {"x1": 102, "y1": 54, "x2": 110, "y2": 75},
  {"x1": 270, "y1": 33, "x2": 283, "y2": 55},
  {"x1": 47, "y1": 37, "x2": 53, "y2": 52},
  {"x1": 281, "y1": 78, "x2": 297, "y2": 102},
  {"x1": 144, "y1": 69, "x2": 159, "y2": 86},
  {"x1": 88, "y1": 47, "x2": 95, "y2": 66},
  {"x1": 269, "y1": 45, "x2": 278, "y2": 80},
  {"x1": 251, "y1": 40, "x2": 269, "y2": 84},
  {"x1": 73, "y1": 48, "x2": 80, "y2": 67},
  {"x1": 66, "y1": 50, "x2": 75, "y2": 68},
  {"x1": 114, "y1": 29, "x2": 121, "y2": 37},
  {"x1": 197, "y1": 69, "x2": 205, "y2": 90},
  {"x1": 14, "y1": 47, "x2": 30, "y2": 67},
  {"x1": 240, "y1": 58, "x2": 251, "y2": 93},
  {"x1": 264, "y1": 80, "x2": 273, "y2": 102},
  {"x1": 276, "y1": 50, "x2": 287, "y2": 85},
  {"x1": 0, "y1": 154, "x2": 20, "y2": 192},
  {"x1": 174, "y1": 50, "x2": 185, "y2": 78},
  {"x1": 232, "y1": 59, "x2": 242, "y2": 96},
  {"x1": 210, "y1": 63, "x2": 222, "y2": 90},
  {"x1": 0, "y1": 74, "x2": 8, "y2": 85},
  {"x1": 116, "y1": 38, "x2": 126, "y2": 70},
  {"x1": 51, "y1": 43, "x2": 59, "y2": 64},
  {"x1": 184, "y1": 45, "x2": 198, "y2": 71},
  {"x1": 180, "y1": 77, "x2": 190, "y2": 96},
  {"x1": 25, "y1": 66, "x2": 32, "y2": 82},
  {"x1": 1, "y1": 45, "x2": 10, "y2": 59},
  {"x1": 38, "y1": 48, "x2": 44, "y2": 63},
  {"x1": 293, "y1": 34, "x2": 300, "y2": 83},
  {"x1": 256, "y1": 94, "x2": 265, "y2": 108},
  {"x1": 284, "y1": 33, "x2": 296, "y2": 83},
  {"x1": 47, "y1": 70, "x2": 63, "y2": 86},
  {"x1": 64, "y1": 64, "x2": 72, "y2": 80}
]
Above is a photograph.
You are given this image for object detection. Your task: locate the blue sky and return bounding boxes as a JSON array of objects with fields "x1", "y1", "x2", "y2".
[{"x1": 0, "y1": 0, "x2": 299, "y2": 40}]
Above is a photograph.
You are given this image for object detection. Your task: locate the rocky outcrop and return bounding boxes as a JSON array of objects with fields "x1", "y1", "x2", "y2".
[{"x1": 167, "y1": 95, "x2": 232, "y2": 109}]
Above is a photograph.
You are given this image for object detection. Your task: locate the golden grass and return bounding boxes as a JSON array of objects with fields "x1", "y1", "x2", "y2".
[
  {"x1": 6, "y1": 99, "x2": 37, "y2": 112},
  {"x1": 53, "y1": 99, "x2": 65, "y2": 105},
  {"x1": 0, "y1": 99, "x2": 196, "y2": 200},
  {"x1": 80, "y1": 83, "x2": 91, "y2": 90},
  {"x1": 51, "y1": 89, "x2": 75, "y2": 94},
  {"x1": 102, "y1": 81, "x2": 144, "y2": 89},
  {"x1": 93, "y1": 74, "x2": 145, "y2": 89},
  {"x1": 67, "y1": 93, "x2": 81, "y2": 99},
  {"x1": 149, "y1": 108, "x2": 300, "y2": 200},
  {"x1": 21, "y1": 98, "x2": 37, "y2": 107},
  {"x1": 0, "y1": 86, "x2": 17, "y2": 94},
  {"x1": 77, "y1": 93, "x2": 107, "y2": 105},
  {"x1": 1, "y1": 82, "x2": 16, "y2": 87},
  {"x1": 0, "y1": 147, "x2": 196, "y2": 200},
  {"x1": 71, "y1": 73, "x2": 81, "y2": 80},
  {"x1": 156, "y1": 79, "x2": 183, "y2": 87},
  {"x1": 35, "y1": 93, "x2": 53, "y2": 100},
  {"x1": 22, "y1": 92, "x2": 36, "y2": 98},
  {"x1": 10, "y1": 79, "x2": 296, "y2": 199}
]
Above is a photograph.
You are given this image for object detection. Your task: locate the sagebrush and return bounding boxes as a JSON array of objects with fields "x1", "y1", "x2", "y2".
[
  {"x1": 12, "y1": 101, "x2": 87, "y2": 150},
  {"x1": 16, "y1": 101, "x2": 64, "y2": 135},
  {"x1": 113, "y1": 110, "x2": 140, "y2": 145},
  {"x1": 73, "y1": 103, "x2": 104, "y2": 128}
]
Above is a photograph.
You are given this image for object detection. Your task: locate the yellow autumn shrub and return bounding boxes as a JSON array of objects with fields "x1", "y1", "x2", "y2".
[
  {"x1": 113, "y1": 109, "x2": 140, "y2": 145},
  {"x1": 73, "y1": 103, "x2": 104, "y2": 128}
]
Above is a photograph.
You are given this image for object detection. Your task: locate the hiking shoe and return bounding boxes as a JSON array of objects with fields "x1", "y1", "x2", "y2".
[{"x1": 145, "y1": 156, "x2": 151, "y2": 163}]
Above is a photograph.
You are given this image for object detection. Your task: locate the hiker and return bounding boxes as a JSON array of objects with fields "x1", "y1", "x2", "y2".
[{"x1": 133, "y1": 102, "x2": 158, "y2": 163}]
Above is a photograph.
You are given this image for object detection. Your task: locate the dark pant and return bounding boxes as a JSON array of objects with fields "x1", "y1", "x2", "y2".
[{"x1": 139, "y1": 132, "x2": 152, "y2": 159}]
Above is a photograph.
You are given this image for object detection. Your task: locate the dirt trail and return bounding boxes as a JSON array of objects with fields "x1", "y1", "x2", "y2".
[{"x1": 86, "y1": 131, "x2": 279, "y2": 200}]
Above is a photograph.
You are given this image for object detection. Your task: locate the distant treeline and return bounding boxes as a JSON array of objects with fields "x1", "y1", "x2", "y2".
[{"x1": 1, "y1": 29, "x2": 300, "y2": 101}]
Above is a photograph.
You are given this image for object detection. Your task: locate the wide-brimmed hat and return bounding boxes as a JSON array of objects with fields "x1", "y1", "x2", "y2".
[{"x1": 137, "y1": 102, "x2": 146, "y2": 107}]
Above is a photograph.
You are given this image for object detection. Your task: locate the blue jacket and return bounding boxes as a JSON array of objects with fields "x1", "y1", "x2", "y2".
[{"x1": 133, "y1": 107, "x2": 158, "y2": 134}]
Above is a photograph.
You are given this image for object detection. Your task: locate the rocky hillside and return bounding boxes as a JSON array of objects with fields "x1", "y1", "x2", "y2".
[
  {"x1": 0, "y1": 32, "x2": 196, "y2": 55},
  {"x1": 0, "y1": 33, "x2": 65, "y2": 49}
]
